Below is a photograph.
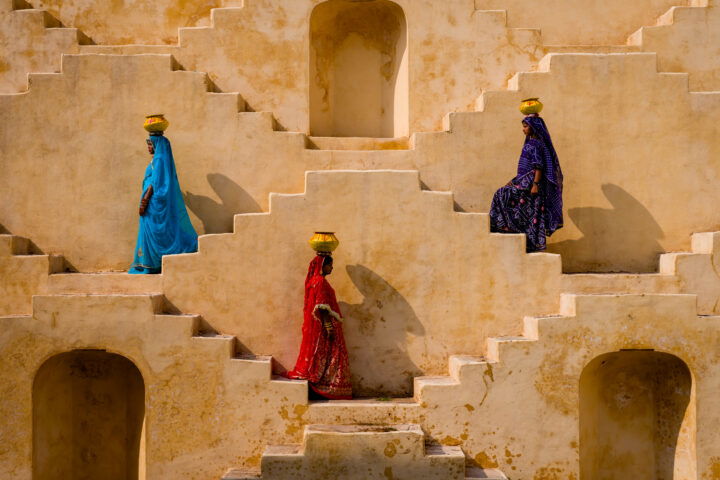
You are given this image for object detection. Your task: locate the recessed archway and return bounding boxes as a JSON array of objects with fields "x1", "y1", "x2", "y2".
[
  {"x1": 33, "y1": 350, "x2": 146, "y2": 480},
  {"x1": 579, "y1": 350, "x2": 696, "y2": 480},
  {"x1": 309, "y1": 0, "x2": 409, "y2": 138}
]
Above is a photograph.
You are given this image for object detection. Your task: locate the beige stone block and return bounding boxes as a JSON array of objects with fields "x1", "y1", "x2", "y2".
[
  {"x1": 261, "y1": 424, "x2": 466, "y2": 480},
  {"x1": 47, "y1": 272, "x2": 163, "y2": 295},
  {"x1": 0, "y1": 234, "x2": 28, "y2": 255},
  {"x1": 0, "y1": 253, "x2": 63, "y2": 315}
]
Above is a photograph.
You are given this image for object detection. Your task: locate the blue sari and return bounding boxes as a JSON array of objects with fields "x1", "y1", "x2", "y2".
[
  {"x1": 129, "y1": 135, "x2": 197, "y2": 274},
  {"x1": 489, "y1": 116, "x2": 563, "y2": 252}
]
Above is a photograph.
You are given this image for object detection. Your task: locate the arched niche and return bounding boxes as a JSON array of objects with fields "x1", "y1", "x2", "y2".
[
  {"x1": 33, "y1": 350, "x2": 146, "y2": 480},
  {"x1": 309, "y1": 0, "x2": 409, "y2": 138},
  {"x1": 579, "y1": 350, "x2": 696, "y2": 480}
]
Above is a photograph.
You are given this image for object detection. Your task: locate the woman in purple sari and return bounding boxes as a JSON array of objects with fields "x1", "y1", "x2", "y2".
[{"x1": 489, "y1": 114, "x2": 563, "y2": 252}]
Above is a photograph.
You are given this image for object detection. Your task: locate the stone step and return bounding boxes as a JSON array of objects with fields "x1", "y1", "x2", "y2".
[
  {"x1": 449, "y1": 355, "x2": 488, "y2": 380},
  {"x1": 561, "y1": 272, "x2": 679, "y2": 296},
  {"x1": 79, "y1": 45, "x2": 178, "y2": 55},
  {"x1": 305, "y1": 136, "x2": 411, "y2": 151},
  {"x1": 0, "y1": 0, "x2": 29, "y2": 14},
  {"x1": 221, "y1": 469, "x2": 261, "y2": 480},
  {"x1": 0, "y1": 234, "x2": 29, "y2": 255},
  {"x1": 230, "y1": 354, "x2": 273, "y2": 381},
  {"x1": 486, "y1": 336, "x2": 535, "y2": 363},
  {"x1": 261, "y1": 424, "x2": 466, "y2": 480},
  {"x1": 223, "y1": 463, "x2": 507, "y2": 480},
  {"x1": 465, "y1": 467, "x2": 509, "y2": 479},
  {"x1": 544, "y1": 45, "x2": 641, "y2": 53},
  {"x1": 413, "y1": 376, "x2": 460, "y2": 401},
  {"x1": 301, "y1": 149, "x2": 416, "y2": 170},
  {"x1": 47, "y1": 272, "x2": 163, "y2": 295},
  {"x1": 306, "y1": 397, "x2": 421, "y2": 425},
  {"x1": 153, "y1": 314, "x2": 200, "y2": 339}
]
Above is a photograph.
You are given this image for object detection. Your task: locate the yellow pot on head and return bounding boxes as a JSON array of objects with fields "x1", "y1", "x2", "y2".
[
  {"x1": 309, "y1": 232, "x2": 339, "y2": 254},
  {"x1": 144, "y1": 114, "x2": 169, "y2": 134},
  {"x1": 519, "y1": 98, "x2": 543, "y2": 115}
]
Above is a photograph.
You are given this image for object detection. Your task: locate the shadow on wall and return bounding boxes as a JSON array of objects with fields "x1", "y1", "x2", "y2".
[
  {"x1": 340, "y1": 264, "x2": 424, "y2": 397},
  {"x1": 549, "y1": 184, "x2": 664, "y2": 273},
  {"x1": 184, "y1": 173, "x2": 262, "y2": 234}
]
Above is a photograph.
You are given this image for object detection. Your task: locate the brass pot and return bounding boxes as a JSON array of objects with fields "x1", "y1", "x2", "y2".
[
  {"x1": 519, "y1": 98, "x2": 543, "y2": 115},
  {"x1": 144, "y1": 114, "x2": 169, "y2": 133},
  {"x1": 309, "y1": 232, "x2": 339, "y2": 254}
]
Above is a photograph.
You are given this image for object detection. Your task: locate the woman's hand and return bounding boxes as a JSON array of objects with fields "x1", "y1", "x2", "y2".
[
  {"x1": 323, "y1": 318, "x2": 335, "y2": 341},
  {"x1": 530, "y1": 184, "x2": 539, "y2": 196},
  {"x1": 139, "y1": 186, "x2": 153, "y2": 216}
]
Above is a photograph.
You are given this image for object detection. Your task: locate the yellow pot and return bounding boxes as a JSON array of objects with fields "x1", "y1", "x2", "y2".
[
  {"x1": 519, "y1": 98, "x2": 543, "y2": 115},
  {"x1": 144, "y1": 114, "x2": 169, "y2": 133},
  {"x1": 309, "y1": 232, "x2": 339, "y2": 254}
]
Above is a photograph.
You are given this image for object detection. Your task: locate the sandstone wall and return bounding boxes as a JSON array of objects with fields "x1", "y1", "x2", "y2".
[
  {"x1": 0, "y1": 2, "x2": 80, "y2": 92},
  {"x1": 473, "y1": 0, "x2": 688, "y2": 45},
  {"x1": 23, "y1": 0, "x2": 688, "y2": 46},
  {"x1": 0, "y1": 294, "x2": 308, "y2": 479},
  {"x1": 163, "y1": 170, "x2": 561, "y2": 396},
  {"x1": 417, "y1": 294, "x2": 716, "y2": 478},
  {"x1": 632, "y1": 4, "x2": 720, "y2": 91},
  {"x1": 2, "y1": 52, "x2": 719, "y2": 275},
  {"x1": 3, "y1": 291, "x2": 717, "y2": 478}
]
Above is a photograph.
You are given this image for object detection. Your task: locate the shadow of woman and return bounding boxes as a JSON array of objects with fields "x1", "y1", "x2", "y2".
[
  {"x1": 183, "y1": 173, "x2": 262, "y2": 234},
  {"x1": 549, "y1": 184, "x2": 664, "y2": 273},
  {"x1": 340, "y1": 264, "x2": 425, "y2": 398}
]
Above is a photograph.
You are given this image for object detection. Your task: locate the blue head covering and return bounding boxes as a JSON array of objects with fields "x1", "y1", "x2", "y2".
[
  {"x1": 523, "y1": 115, "x2": 562, "y2": 189},
  {"x1": 129, "y1": 135, "x2": 198, "y2": 273}
]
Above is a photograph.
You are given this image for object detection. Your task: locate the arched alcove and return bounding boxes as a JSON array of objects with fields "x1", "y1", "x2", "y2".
[
  {"x1": 579, "y1": 351, "x2": 696, "y2": 480},
  {"x1": 33, "y1": 350, "x2": 146, "y2": 480},
  {"x1": 309, "y1": 0, "x2": 409, "y2": 138}
]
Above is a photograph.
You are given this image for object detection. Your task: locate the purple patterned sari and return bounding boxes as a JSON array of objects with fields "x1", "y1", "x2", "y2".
[{"x1": 489, "y1": 116, "x2": 563, "y2": 252}]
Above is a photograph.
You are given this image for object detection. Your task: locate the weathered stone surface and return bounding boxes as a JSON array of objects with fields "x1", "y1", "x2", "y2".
[
  {"x1": 0, "y1": 4, "x2": 81, "y2": 92},
  {"x1": 261, "y1": 424, "x2": 466, "y2": 480},
  {"x1": 164, "y1": 170, "x2": 561, "y2": 396},
  {"x1": 2, "y1": 52, "x2": 720, "y2": 273},
  {"x1": 0, "y1": 294, "x2": 308, "y2": 479},
  {"x1": 415, "y1": 294, "x2": 714, "y2": 478},
  {"x1": 631, "y1": 4, "x2": 720, "y2": 91},
  {"x1": 2, "y1": 2, "x2": 720, "y2": 479},
  {"x1": 474, "y1": 0, "x2": 686, "y2": 45}
]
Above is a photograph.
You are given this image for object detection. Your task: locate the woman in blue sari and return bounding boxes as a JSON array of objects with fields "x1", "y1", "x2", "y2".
[
  {"x1": 129, "y1": 130, "x2": 197, "y2": 274},
  {"x1": 489, "y1": 114, "x2": 563, "y2": 252}
]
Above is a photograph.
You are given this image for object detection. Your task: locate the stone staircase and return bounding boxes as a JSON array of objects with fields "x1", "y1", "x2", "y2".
[
  {"x1": 216, "y1": 291, "x2": 709, "y2": 478},
  {"x1": 0, "y1": 0, "x2": 92, "y2": 92},
  {"x1": 221, "y1": 424, "x2": 507, "y2": 480},
  {"x1": 3, "y1": 0, "x2": 716, "y2": 135},
  {"x1": 2, "y1": 1, "x2": 720, "y2": 478},
  {"x1": 562, "y1": 231, "x2": 720, "y2": 314},
  {"x1": 0, "y1": 234, "x2": 64, "y2": 315}
]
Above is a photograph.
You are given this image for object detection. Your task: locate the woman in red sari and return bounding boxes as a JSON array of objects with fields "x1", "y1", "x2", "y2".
[{"x1": 287, "y1": 254, "x2": 352, "y2": 399}]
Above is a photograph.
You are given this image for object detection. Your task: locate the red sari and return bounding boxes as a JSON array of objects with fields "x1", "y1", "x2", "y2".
[{"x1": 286, "y1": 255, "x2": 352, "y2": 399}]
